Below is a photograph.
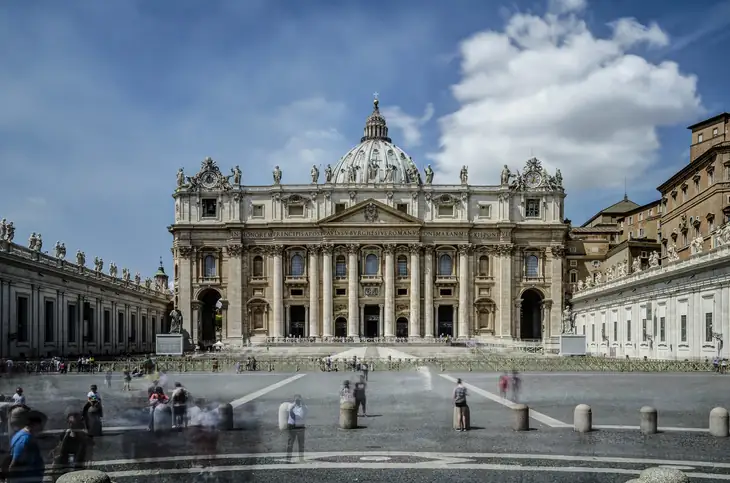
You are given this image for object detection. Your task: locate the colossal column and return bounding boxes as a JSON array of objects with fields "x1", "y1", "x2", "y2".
[
  {"x1": 308, "y1": 246, "x2": 320, "y2": 338},
  {"x1": 226, "y1": 242, "x2": 244, "y2": 343},
  {"x1": 321, "y1": 245, "x2": 333, "y2": 337},
  {"x1": 347, "y1": 244, "x2": 360, "y2": 337},
  {"x1": 383, "y1": 244, "x2": 395, "y2": 338},
  {"x1": 458, "y1": 244, "x2": 471, "y2": 339},
  {"x1": 271, "y1": 245, "x2": 284, "y2": 338},
  {"x1": 409, "y1": 244, "x2": 421, "y2": 338},
  {"x1": 424, "y1": 245, "x2": 434, "y2": 338}
]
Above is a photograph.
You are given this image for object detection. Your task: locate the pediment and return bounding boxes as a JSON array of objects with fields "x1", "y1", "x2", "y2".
[{"x1": 318, "y1": 199, "x2": 423, "y2": 226}]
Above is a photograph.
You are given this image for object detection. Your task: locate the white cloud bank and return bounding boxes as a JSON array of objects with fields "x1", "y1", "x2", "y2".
[{"x1": 430, "y1": 0, "x2": 703, "y2": 191}]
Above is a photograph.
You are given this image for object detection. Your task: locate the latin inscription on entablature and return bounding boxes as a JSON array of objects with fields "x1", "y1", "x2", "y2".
[
  {"x1": 422, "y1": 230, "x2": 468, "y2": 240},
  {"x1": 322, "y1": 228, "x2": 420, "y2": 238},
  {"x1": 242, "y1": 230, "x2": 321, "y2": 239},
  {"x1": 470, "y1": 231, "x2": 500, "y2": 240}
]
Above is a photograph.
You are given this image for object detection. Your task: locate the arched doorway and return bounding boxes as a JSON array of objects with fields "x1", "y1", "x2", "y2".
[
  {"x1": 396, "y1": 317, "x2": 408, "y2": 338},
  {"x1": 198, "y1": 289, "x2": 221, "y2": 349},
  {"x1": 334, "y1": 317, "x2": 347, "y2": 337},
  {"x1": 520, "y1": 289, "x2": 543, "y2": 340}
]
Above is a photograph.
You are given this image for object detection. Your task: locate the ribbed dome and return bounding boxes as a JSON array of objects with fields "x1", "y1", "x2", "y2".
[{"x1": 330, "y1": 98, "x2": 421, "y2": 185}]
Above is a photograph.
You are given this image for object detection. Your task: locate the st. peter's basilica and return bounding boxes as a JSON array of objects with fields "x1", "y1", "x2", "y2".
[{"x1": 169, "y1": 98, "x2": 568, "y2": 349}]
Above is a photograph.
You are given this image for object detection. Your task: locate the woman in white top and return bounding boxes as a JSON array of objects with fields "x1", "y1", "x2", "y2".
[{"x1": 286, "y1": 395, "x2": 307, "y2": 462}]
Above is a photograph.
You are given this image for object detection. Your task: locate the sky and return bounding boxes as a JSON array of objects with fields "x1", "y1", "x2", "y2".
[{"x1": 1, "y1": 0, "x2": 729, "y2": 277}]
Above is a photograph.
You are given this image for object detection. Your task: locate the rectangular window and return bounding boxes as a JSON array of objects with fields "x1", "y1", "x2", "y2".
[
  {"x1": 478, "y1": 204, "x2": 491, "y2": 218},
  {"x1": 152, "y1": 316, "x2": 157, "y2": 335},
  {"x1": 626, "y1": 320, "x2": 632, "y2": 342},
  {"x1": 201, "y1": 199, "x2": 217, "y2": 218},
  {"x1": 67, "y1": 303, "x2": 77, "y2": 343},
  {"x1": 290, "y1": 289, "x2": 304, "y2": 296},
  {"x1": 526, "y1": 199, "x2": 540, "y2": 218},
  {"x1": 438, "y1": 204, "x2": 454, "y2": 217},
  {"x1": 131, "y1": 314, "x2": 137, "y2": 341},
  {"x1": 103, "y1": 310, "x2": 111, "y2": 343},
  {"x1": 582, "y1": 325, "x2": 585, "y2": 335},
  {"x1": 591, "y1": 324, "x2": 595, "y2": 342},
  {"x1": 569, "y1": 260, "x2": 577, "y2": 267},
  {"x1": 601, "y1": 322, "x2": 606, "y2": 341},
  {"x1": 335, "y1": 288, "x2": 346, "y2": 296},
  {"x1": 288, "y1": 205, "x2": 304, "y2": 217},
  {"x1": 713, "y1": 127, "x2": 719, "y2": 136},
  {"x1": 335, "y1": 203, "x2": 346, "y2": 214},
  {"x1": 705, "y1": 313, "x2": 713, "y2": 342},
  {"x1": 84, "y1": 302, "x2": 94, "y2": 342},
  {"x1": 569, "y1": 271, "x2": 578, "y2": 283},
  {"x1": 397, "y1": 288, "x2": 408, "y2": 296},
  {"x1": 680, "y1": 314, "x2": 687, "y2": 342},
  {"x1": 396, "y1": 203, "x2": 408, "y2": 214},
  {"x1": 698, "y1": 133, "x2": 703, "y2": 143},
  {"x1": 642, "y1": 319, "x2": 647, "y2": 342},
  {"x1": 44, "y1": 300, "x2": 55, "y2": 343},
  {"x1": 142, "y1": 316, "x2": 147, "y2": 343},
  {"x1": 660, "y1": 316, "x2": 666, "y2": 342},
  {"x1": 16, "y1": 296, "x2": 29, "y2": 343},
  {"x1": 252, "y1": 205, "x2": 264, "y2": 217},
  {"x1": 118, "y1": 312, "x2": 124, "y2": 344},
  {"x1": 613, "y1": 321, "x2": 618, "y2": 341}
]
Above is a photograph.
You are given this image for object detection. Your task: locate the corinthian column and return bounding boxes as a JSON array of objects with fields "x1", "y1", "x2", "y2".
[
  {"x1": 272, "y1": 245, "x2": 284, "y2": 338},
  {"x1": 347, "y1": 244, "x2": 360, "y2": 337},
  {"x1": 321, "y1": 244, "x2": 333, "y2": 338},
  {"x1": 458, "y1": 244, "x2": 471, "y2": 339},
  {"x1": 383, "y1": 244, "x2": 395, "y2": 338},
  {"x1": 308, "y1": 245, "x2": 320, "y2": 338},
  {"x1": 424, "y1": 245, "x2": 434, "y2": 338},
  {"x1": 409, "y1": 243, "x2": 421, "y2": 338}
]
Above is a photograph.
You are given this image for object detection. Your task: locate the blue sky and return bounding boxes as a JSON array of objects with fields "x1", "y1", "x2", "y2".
[{"x1": 1, "y1": 0, "x2": 729, "y2": 278}]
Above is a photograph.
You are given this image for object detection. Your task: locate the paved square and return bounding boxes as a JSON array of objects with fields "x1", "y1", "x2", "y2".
[{"x1": 2, "y1": 369, "x2": 730, "y2": 482}]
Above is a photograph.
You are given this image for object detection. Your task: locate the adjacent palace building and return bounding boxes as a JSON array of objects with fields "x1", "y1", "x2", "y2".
[
  {"x1": 170, "y1": 98, "x2": 569, "y2": 349},
  {"x1": 0, "y1": 229, "x2": 171, "y2": 358},
  {"x1": 568, "y1": 112, "x2": 730, "y2": 360}
]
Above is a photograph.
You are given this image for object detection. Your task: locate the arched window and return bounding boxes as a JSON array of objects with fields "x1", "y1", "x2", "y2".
[
  {"x1": 291, "y1": 254, "x2": 305, "y2": 277},
  {"x1": 204, "y1": 255, "x2": 216, "y2": 277},
  {"x1": 397, "y1": 255, "x2": 408, "y2": 277},
  {"x1": 478, "y1": 256, "x2": 489, "y2": 276},
  {"x1": 525, "y1": 255, "x2": 539, "y2": 277},
  {"x1": 335, "y1": 255, "x2": 347, "y2": 278},
  {"x1": 438, "y1": 254, "x2": 453, "y2": 276},
  {"x1": 364, "y1": 254, "x2": 379, "y2": 275},
  {"x1": 252, "y1": 256, "x2": 264, "y2": 277}
]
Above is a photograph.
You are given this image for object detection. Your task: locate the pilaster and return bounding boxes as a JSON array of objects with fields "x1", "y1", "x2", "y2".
[
  {"x1": 226, "y1": 243, "x2": 244, "y2": 343},
  {"x1": 424, "y1": 245, "x2": 434, "y2": 338},
  {"x1": 384, "y1": 244, "x2": 395, "y2": 338},
  {"x1": 409, "y1": 243, "x2": 421, "y2": 338},
  {"x1": 347, "y1": 244, "x2": 359, "y2": 337},
  {"x1": 322, "y1": 244, "x2": 334, "y2": 337},
  {"x1": 458, "y1": 244, "x2": 471, "y2": 339}
]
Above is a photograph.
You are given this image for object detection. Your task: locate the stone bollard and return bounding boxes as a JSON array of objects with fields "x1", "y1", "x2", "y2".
[
  {"x1": 452, "y1": 405, "x2": 471, "y2": 430},
  {"x1": 632, "y1": 467, "x2": 689, "y2": 483},
  {"x1": 278, "y1": 402, "x2": 292, "y2": 430},
  {"x1": 217, "y1": 403, "x2": 233, "y2": 431},
  {"x1": 573, "y1": 404, "x2": 592, "y2": 433},
  {"x1": 153, "y1": 404, "x2": 172, "y2": 432},
  {"x1": 339, "y1": 401, "x2": 358, "y2": 430},
  {"x1": 56, "y1": 469, "x2": 113, "y2": 483},
  {"x1": 640, "y1": 406, "x2": 657, "y2": 435},
  {"x1": 513, "y1": 404, "x2": 530, "y2": 431},
  {"x1": 86, "y1": 405, "x2": 103, "y2": 437},
  {"x1": 709, "y1": 407, "x2": 729, "y2": 437}
]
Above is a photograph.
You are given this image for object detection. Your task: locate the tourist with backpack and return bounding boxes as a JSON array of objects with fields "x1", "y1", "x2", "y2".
[{"x1": 171, "y1": 382, "x2": 190, "y2": 429}]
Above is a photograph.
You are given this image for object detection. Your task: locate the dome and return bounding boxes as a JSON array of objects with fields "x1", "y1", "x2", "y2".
[{"x1": 330, "y1": 98, "x2": 421, "y2": 185}]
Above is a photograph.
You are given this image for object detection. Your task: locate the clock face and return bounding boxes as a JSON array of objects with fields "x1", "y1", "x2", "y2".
[
  {"x1": 202, "y1": 172, "x2": 216, "y2": 188},
  {"x1": 525, "y1": 172, "x2": 542, "y2": 188}
]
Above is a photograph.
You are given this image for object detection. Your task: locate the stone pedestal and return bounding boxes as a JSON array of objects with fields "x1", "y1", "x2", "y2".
[
  {"x1": 153, "y1": 405, "x2": 172, "y2": 433},
  {"x1": 217, "y1": 403, "x2": 233, "y2": 431},
  {"x1": 573, "y1": 404, "x2": 592, "y2": 433},
  {"x1": 279, "y1": 402, "x2": 292, "y2": 430},
  {"x1": 56, "y1": 470, "x2": 112, "y2": 483},
  {"x1": 640, "y1": 406, "x2": 657, "y2": 435},
  {"x1": 339, "y1": 402, "x2": 357, "y2": 429},
  {"x1": 710, "y1": 407, "x2": 729, "y2": 437},
  {"x1": 513, "y1": 404, "x2": 529, "y2": 431},
  {"x1": 452, "y1": 405, "x2": 470, "y2": 430}
]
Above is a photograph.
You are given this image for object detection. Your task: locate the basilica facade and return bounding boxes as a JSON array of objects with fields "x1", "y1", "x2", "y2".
[{"x1": 170, "y1": 99, "x2": 569, "y2": 348}]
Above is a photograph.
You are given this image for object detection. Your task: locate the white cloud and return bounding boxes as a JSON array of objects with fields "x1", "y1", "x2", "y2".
[
  {"x1": 430, "y1": 2, "x2": 703, "y2": 192},
  {"x1": 381, "y1": 103, "x2": 435, "y2": 147}
]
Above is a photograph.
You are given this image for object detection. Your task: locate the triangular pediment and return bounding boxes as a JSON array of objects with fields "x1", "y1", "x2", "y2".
[{"x1": 318, "y1": 199, "x2": 423, "y2": 226}]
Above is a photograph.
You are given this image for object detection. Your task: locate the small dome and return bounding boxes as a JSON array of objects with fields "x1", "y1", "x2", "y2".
[{"x1": 330, "y1": 98, "x2": 421, "y2": 185}]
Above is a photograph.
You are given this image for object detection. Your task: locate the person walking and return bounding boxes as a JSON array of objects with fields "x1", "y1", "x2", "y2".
[
  {"x1": 453, "y1": 378, "x2": 468, "y2": 432},
  {"x1": 354, "y1": 375, "x2": 367, "y2": 417},
  {"x1": 498, "y1": 372, "x2": 509, "y2": 399},
  {"x1": 510, "y1": 370, "x2": 521, "y2": 403},
  {"x1": 171, "y1": 382, "x2": 190, "y2": 429},
  {"x1": 4, "y1": 410, "x2": 46, "y2": 483},
  {"x1": 286, "y1": 395, "x2": 307, "y2": 463}
]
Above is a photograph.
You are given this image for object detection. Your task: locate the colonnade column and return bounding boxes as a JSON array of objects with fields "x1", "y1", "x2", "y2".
[
  {"x1": 424, "y1": 246, "x2": 434, "y2": 338},
  {"x1": 321, "y1": 245, "x2": 333, "y2": 337},
  {"x1": 308, "y1": 246, "x2": 320, "y2": 338},
  {"x1": 347, "y1": 244, "x2": 360, "y2": 337},
  {"x1": 409, "y1": 244, "x2": 421, "y2": 338},
  {"x1": 458, "y1": 244, "x2": 471, "y2": 339},
  {"x1": 384, "y1": 244, "x2": 395, "y2": 338},
  {"x1": 272, "y1": 245, "x2": 284, "y2": 338}
]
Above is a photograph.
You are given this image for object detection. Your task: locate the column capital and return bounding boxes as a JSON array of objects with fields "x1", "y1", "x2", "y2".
[
  {"x1": 321, "y1": 243, "x2": 334, "y2": 254},
  {"x1": 191, "y1": 300, "x2": 203, "y2": 310},
  {"x1": 269, "y1": 244, "x2": 284, "y2": 256},
  {"x1": 383, "y1": 243, "x2": 396, "y2": 254},
  {"x1": 548, "y1": 246, "x2": 566, "y2": 258},
  {"x1": 408, "y1": 243, "x2": 422, "y2": 254},
  {"x1": 458, "y1": 243, "x2": 473, "y2": 255},
  {"x1": 423, "y1": 244, "x2": 435, "y2": 255},
  {"x1": 307, "y1": 244, "x2": 321, "y2": 254},
  {"x1": 226, "y1": 244, "x2": 243, "y2": 258},
  {"x1": 347, "y1": 243, "x2": 360, "y2": 254},
  {"x1": 496, "y1": 244, "x2": 514, "y2": 257}
]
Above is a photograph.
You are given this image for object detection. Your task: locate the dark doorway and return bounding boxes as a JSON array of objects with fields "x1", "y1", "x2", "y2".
[
  {"x1": 396, "y1": 317, "x2": 408, "y2": 338},
  {"x1": 364, "y1": 305, "x2": 379, "y2": 338},
  {"x1": 198, "y1": 289, "x2": 221, "y2": 349},
  {"x1": 437, "y1": 305, "x2": 453, "y2": 337},
  {"x1": 520, "y1": 289, "x2": 543, "y2": 340},
  {"x1": 289, "y1": 306, "x2": 306, "y2": 338},
  {"x1": 334, "y1": 317, "x2": 347, "y2": 337}
]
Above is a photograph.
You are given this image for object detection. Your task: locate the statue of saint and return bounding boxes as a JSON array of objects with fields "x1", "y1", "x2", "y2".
[
  {"x1": 311, "y1": 165, "x2": 319, "y2": 184},
  {"x1": 177, "y1": 168, "x2": 185, "y2": 187},
  {"x1": 500, "y1": 165, "x2": 511, "y2": 186},
  {"x1": 460, "y1": 166, "x2": 469, "y2": 185},
  {"x1": 324, "y1": 164, "x2": 333, "y2": 183},
  {"x1": 231, "y1": 166, "x2": 242, "y2": 185},
  {"x1": 272, "y1": 166, "x2": 282, "y2": 185},
  {"x1": 424, "y1": 165, "x2": 434, "y2": 184}
]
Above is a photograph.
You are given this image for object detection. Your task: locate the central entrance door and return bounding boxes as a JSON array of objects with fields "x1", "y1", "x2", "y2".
[
  {"x1": 437, "y1": 305, "x2": 454, "y2": 337},
  {"x1": 364, "y1": 305, "x2": 379, "y2": 338},
  {"x1": 289, "y1": 305, "x2": 305, "y2": 338}
]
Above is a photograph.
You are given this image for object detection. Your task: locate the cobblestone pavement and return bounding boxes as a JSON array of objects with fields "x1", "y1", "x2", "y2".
[{"x1": 2, "y1": 369, "x2": 728, "y2": 482}]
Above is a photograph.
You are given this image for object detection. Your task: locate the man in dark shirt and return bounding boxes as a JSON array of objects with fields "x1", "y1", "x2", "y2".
[{"x1": 8, "y1": 411, "x2": 45, "y2": 483}]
